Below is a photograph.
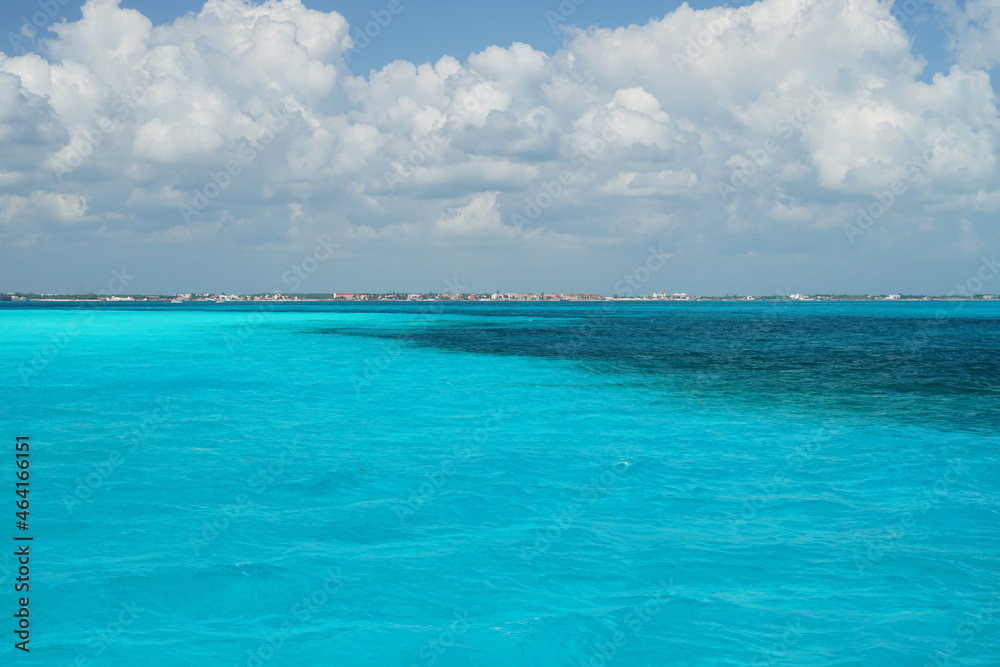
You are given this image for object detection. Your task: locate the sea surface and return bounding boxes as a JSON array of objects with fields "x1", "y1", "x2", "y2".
[{"x1": 1, "y1": 300, "x2": 998, "y2": 666}]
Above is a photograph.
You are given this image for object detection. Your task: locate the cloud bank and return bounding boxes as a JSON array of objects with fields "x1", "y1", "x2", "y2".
[{"x1": 1, "y1": 0, "x2": 998, "y2": 293}]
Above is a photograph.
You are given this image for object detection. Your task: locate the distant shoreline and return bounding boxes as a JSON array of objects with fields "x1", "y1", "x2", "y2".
[{"x1": 2, "y1": 294, "x2": 997, "y2": 303}]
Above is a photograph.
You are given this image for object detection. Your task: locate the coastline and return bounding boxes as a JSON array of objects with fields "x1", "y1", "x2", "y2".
[{"x1": 2, "y1": 295, "x2": 996, "y2": 303}]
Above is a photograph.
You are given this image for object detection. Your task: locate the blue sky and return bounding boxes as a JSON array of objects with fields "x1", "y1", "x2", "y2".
[
  {"x1": 1, "y1": 0, "x2": 998, "y2": 295},
  {"x1": 2, "y1": 0, "x2": 963, "y2": 75}
]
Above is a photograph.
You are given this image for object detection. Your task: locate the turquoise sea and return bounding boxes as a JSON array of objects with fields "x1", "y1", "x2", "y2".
[{"x1": 2, "y1": 301, "x2": 998, "y2": 666}]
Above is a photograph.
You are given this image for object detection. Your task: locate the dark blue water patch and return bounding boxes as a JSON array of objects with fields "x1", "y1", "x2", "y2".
[{"x1": 304, "y1": 305, "x2": 1000, "y2": 432}]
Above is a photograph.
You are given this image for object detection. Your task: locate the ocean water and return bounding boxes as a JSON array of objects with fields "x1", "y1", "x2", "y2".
[{"x1": 1, "y1": 300, "x2": 998, "y2": 666}]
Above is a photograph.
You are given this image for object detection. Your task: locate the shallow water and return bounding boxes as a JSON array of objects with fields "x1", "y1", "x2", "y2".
[{"x1": 2, "y1": 301, "x2": 998, "y2": 666}]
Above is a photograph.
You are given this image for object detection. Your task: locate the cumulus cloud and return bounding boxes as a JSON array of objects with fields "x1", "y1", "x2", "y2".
[
  {"x1": 0, "y1": 0, "x2": 998, "y2": 292},
  {"x1": 435, "y1": 191, "x2": 516, "y2": 237},
  {"x1": 942, "y1": 0, "x2": 1000, "y2": 71}
]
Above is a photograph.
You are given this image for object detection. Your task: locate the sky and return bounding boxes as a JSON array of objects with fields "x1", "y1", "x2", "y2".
[{"x1": 1, "y1": 0, "x2": 998, "y2": 295}]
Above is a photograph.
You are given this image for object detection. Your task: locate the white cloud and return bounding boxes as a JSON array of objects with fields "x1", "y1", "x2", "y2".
[
  {"x1": 30, "y1": 191, "x2": 89, "y2": 222},
  {"x1": 0, "y1": 194, "x2": 28, "y2": 226},
  {"x1": 942, "y1": 0, "x2": 1000, "y2": 71},
  {"x1": 435, "y1": 191, "x2": 515, "y2": 237},
  {"x1": 601, "y1": 170, "x2": 698, "y2": 197},
  {"x1": 0, "y1": 0, "x2": 998, "y2": 293}
]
